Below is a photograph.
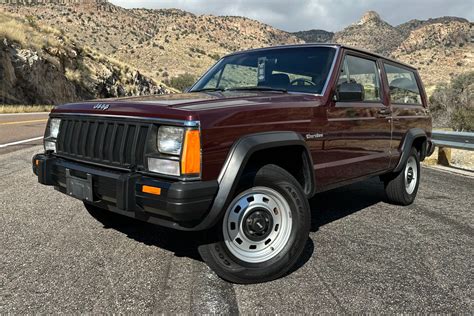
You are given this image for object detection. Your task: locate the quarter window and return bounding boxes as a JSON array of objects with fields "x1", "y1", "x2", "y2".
[
  {"x1": 384, "y1": 64, "x2": 422, "y2": 105},
  {"x1": 337, "y1": 55, "x2": 381, "y2": 101}
]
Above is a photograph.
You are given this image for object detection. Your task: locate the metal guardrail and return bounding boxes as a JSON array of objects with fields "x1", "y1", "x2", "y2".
[{"x1": 432, "y1": 131, "x2": 474, "y2": 151}]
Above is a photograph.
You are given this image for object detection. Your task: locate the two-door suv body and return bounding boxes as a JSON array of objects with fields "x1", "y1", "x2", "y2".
[{"x1": 33, "y1": 44, "x2": 434, "y2": 283}]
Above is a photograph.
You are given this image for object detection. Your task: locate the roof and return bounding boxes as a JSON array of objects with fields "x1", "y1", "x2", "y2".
[{"x1": 224, "y1": 43, "x2": 417, "y2": 71}]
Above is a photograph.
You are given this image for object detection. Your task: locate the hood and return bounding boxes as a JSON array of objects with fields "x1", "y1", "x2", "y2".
[
  {"x1": 102, "y1": 91, "x2": 272, "y2": 110},
  {"x1": 52, "y1": 91, "x2": 321, "y2": 121}
]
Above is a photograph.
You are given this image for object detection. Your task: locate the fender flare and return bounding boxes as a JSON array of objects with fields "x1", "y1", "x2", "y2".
[
  {"x1": 393, "y1": 128, "x2": 428, "y2": 173},
  {"x1": 193, "y1": 131, "x2": 315, "y2": 230}
]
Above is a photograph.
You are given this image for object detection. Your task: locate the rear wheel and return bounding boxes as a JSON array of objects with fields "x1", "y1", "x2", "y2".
[
  {"x1": 383, "y1": 147, "x2": 421, "y2": 205},
  {"x1": 199, "y1": 164, "x2": 310, "y2": 284}
]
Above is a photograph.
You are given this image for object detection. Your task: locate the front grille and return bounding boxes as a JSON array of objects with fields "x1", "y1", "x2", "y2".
[{"x1": 56, "y1": 117, "x2": 152, "y2": 169}]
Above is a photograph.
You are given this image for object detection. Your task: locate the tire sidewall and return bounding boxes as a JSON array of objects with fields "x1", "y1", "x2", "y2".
[
  {"x1": 202, "y1": 165, "x2": 310, "y2": 282},
  {"x1": 402, "y1": 148, "x2": 421, "y2": 203}
]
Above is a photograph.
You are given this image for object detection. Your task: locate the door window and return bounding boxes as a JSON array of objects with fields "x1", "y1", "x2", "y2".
[
  {"x1": 384, "y1": 64, "x2": 422, "y2": 105},
  {"x1": 338, "y1": 55, "x2": 381, "y2": 101}
]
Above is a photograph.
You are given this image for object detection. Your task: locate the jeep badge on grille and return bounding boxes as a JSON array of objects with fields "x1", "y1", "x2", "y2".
[{"x1": 93, "y1": 103, "x2": 110, "y2": 110}]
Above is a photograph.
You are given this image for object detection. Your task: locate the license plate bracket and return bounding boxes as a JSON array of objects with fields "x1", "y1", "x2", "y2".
[{"x1": 66, "y1": 169, "x2": 94, "y2": 202}]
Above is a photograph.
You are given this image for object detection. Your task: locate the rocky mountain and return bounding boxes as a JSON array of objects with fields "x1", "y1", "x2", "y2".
[
  {"x1": 0, "y1": 0, "x2": 302, "y2": 89},
  {"x1": 333, "y1": 11, "x2": 406, "y2": 56},
  {"x1": 0, "y1": 0, "x2": 472, "y2": 101},
  {"x1": 0, "y1": 0, "x2": 107, "y2": 5},
  {"x1": 397, "y1": 16, "x2": 471, "y2": 37},
  {"x1": 392, "y1": 18, "x2": 472, "y2": 88},
  {"x1": 0, "y1": 11, "x2": 169, "y2": 105},
  {"x1": 293, "y1": 11, "x2": 473, "y2": 88},
  {"x1": 292, "y1": 29, "x2": 334, "y2": 43}
]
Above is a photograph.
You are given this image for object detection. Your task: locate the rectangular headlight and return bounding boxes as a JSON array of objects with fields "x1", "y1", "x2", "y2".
[
  {"x1": 148, "y1": 157, "x2": 180, "y2": 176},
  {"x1": 49, "y1": 118, "x2": 61, "y2": 139},
  {"x1": 158, "y1": 126, "x2": 184, "y2": 155}
]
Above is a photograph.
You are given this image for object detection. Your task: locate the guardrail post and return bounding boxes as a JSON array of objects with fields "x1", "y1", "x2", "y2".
[{"x1": 438, "y1": 147, "x2": 451, "y2": 166}]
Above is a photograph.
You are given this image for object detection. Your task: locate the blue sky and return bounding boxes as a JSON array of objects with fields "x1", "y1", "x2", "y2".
[{"x1": 109, "y1": 0, "x2": 473, "y2": 32}]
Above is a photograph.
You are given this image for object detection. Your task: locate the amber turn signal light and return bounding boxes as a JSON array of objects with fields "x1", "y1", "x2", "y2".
[
  {"x1": 181, "y1": 130, "x2": 201, "y2": 175},
  {"x1": 142, "y1": 185, "x2": 161, "y2": 196}
]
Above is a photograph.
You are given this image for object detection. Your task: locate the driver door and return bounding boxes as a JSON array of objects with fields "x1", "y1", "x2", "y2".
[{"x1": 317, "y1": 52, "x2": 392, "y2": 185}]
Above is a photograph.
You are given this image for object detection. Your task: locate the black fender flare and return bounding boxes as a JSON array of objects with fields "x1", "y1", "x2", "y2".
[
  {"x1": 193, "y1": 131, "x2": 315, "y2": 231},
  {"x1": 393, "y1": 128, "x2": 428, "y2": 173}
]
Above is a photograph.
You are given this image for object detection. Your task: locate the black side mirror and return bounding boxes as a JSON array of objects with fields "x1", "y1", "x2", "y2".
[{"x1": 336, "y1": 82, "x2": 365, "y2": 102}]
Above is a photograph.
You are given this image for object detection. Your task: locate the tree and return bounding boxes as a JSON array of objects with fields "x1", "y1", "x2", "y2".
[{"x1": 430, "y1": 72, "x2": 474, "y2": 131}]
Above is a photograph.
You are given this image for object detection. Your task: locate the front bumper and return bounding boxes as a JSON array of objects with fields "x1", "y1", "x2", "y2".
[{"x1": 32, "y1": 154, "x2": 218, "y2": 230}]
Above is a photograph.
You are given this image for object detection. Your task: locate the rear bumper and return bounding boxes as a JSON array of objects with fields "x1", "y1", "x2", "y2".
[
  {"x1": 426, "y1": 139, "x2": 435, "y2": 157},
  {"x1": 32, "y1": 154, "x2": 218, "y2": 231}
]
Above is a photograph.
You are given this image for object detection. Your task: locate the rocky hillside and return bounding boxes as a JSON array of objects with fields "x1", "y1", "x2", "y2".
[
  {"x1": 292, "y1": 29, "x2": 334, "y2": 43},
  {"x1": 333, "y1": 11, "x2": 406, "y2": 56},
  {"x1": 0, "y1": 1, "x2": 472, "y2": 99},
  {"x1": 392, "y1": 18, "x2": 473, "y2": 88},
  {"x1": 293, "y1": 11, "x2": 473, "y2": 89},
  {"x1": 0, "y1": 0, "x2": 302, "y2": 86},
  {"x1": 0, "y1": 11, "x2": 169, "y2": 105}
]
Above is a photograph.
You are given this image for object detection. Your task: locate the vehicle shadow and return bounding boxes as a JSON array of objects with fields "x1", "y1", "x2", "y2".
[
  {"x1": 289, "y1": 176, "x2": 387, "y2": 273},
  {"x1": 309, "y1": 176, "x2": 387, "y2": 232},
  {"x1": 90, "y1": 177, "x2": 387, "y2": 272},
  {"x1": 88, "y1": 209, "x2": 208, "y2": 262}
]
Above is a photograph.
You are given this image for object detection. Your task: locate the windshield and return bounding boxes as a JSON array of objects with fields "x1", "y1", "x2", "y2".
[{"x1": 191, "y1": 46, "x2": 337, "y2": 94}]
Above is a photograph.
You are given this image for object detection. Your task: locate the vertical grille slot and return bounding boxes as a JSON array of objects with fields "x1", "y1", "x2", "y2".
[
  {"x1": 124, "y1": 125, "x2": 136, "y2": 165},
  {"x1": 71, "y1": 120, "x2": 82, "y2": 155},
  {"x1": 113, "y1": 124, "x2": 125, "y2": 164},
  {"x1": 103, "y1": 123, "x2": 114, "y2": 161},
  {"x1": 87, "y1": 121, "x2": 98, "y2": 159},
  {"x1": 79, "y1": 121, "x2": 90, "y2": 158},
  {"x1": 55, "y1": 117, "x2": 151, "y2": 169},
  {"x1": 95, "y1": 122, "x2": 106, "y2": 159},
  {"x1": 135, "y1": 126, "x2": 149, "y2": 166}
]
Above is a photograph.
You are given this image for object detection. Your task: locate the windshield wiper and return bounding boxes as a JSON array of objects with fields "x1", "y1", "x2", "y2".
[
  {"x1": 191, "y1": 87, "x2": 225, "y2": 92},
  {"x1": 225, "y1": 86, "x2": 287, "y2": 93}
]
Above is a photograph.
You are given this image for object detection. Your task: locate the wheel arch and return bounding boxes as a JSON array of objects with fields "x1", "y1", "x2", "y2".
[
  {"x1": 195, "y1": 131, "x2": 315, "y2": 230},
  {"x1": 394, "y1": 128, "x2": 428, "y2": 172}
]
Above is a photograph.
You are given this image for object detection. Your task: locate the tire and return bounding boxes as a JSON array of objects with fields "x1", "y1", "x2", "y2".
[
  {"x1": 198, "y1": 164, "x2": 311, "y2": 284},
  {"x1": 383, "y1": 148, "x2": 421, "y2": 205}
]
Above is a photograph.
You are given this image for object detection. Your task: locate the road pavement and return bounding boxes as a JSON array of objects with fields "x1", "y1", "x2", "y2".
[
  {"x1": 0, "y1": 113, "x2": 49, "y2": 155},
  {"x1": 0, "y1": 145, "x2": 472, "y2": 313}
]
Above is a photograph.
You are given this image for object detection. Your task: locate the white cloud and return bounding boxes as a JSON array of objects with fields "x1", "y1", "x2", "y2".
[{"x1": 109, "y1": 0, "x2": 473, "y2": 32}]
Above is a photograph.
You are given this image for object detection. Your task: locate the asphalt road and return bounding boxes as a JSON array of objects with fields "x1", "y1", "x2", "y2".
[
  {"x1": 0, "y1": 145, "x2": 473, "y2": 313},
  {"x1": 0, "y1": 113, "x2": 49, "y2": 155}
]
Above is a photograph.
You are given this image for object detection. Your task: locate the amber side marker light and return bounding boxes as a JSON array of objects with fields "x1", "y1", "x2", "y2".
[
  {"x1": 181, "y1": 129, "x2": 201, "y2": 175},
  {"x1": 142, "y1": 185, "x2": 161, "y2": 196},
  {"x1": 35, "y1": 160, "x2": 40, "y2": 166}
]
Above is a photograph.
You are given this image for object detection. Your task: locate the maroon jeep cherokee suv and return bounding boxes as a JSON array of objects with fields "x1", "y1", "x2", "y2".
[{"x1": 33, "y1": 44, "x2": 434, "y2": 283}]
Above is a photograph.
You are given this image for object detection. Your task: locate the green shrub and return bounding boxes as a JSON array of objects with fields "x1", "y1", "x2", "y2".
[
  {"x1": 208, "y1": 53, "x2": 221, "y2": 61},
  {"x1": 164, "y1": 73, "x2": 196, "y2": 92},
  {"x1": 430, "y1": 71, "x2": 474, "y2": 131}
]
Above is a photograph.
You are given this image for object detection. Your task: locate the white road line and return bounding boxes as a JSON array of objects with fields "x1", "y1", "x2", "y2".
[{"x1": 0, "y1": 136, "x2": 43, "y2": 148}]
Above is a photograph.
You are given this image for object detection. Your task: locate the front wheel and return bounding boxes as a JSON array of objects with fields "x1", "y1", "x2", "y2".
[{"x1": 199, "y1": 164, "x2": 311, "y2": 284}]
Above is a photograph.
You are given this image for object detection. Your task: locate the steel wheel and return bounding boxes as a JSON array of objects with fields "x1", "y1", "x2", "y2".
[
  {"x1": 404, "y1": 156, "x2": 418, "y2": 194},
  {"x1": 222, "y1": 186, "x2": 293, "y2": 263}
]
